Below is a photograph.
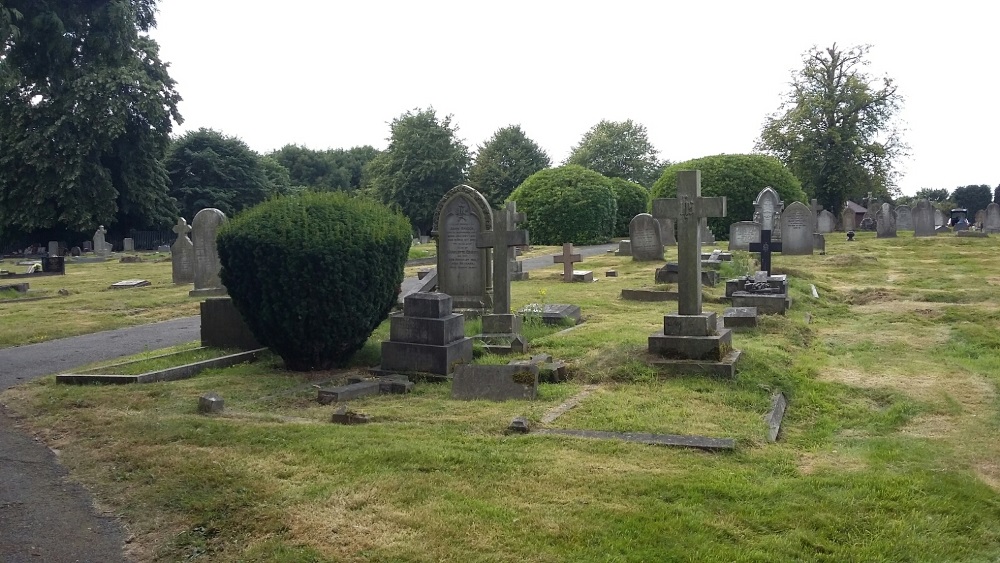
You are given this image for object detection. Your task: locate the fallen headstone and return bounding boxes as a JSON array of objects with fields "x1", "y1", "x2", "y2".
[
  {"x1": 766, "y1": 392, "x2": 787, "y2": 442},
  {"x1": 317, "y1": 380, "x2": 380, "y2": 404}
]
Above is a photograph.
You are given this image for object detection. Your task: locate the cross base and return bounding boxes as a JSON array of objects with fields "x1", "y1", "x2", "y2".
[{"x1": 648, "y1": 348, "x2": 742, "y2": 378}]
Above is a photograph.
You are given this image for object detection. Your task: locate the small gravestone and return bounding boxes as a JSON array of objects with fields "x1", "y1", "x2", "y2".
[
  {"x1": 975, "y1": 209, "x2": 986, "y2": 228},
  {"x1": 331, "y1": 406, "x2": 372, "y2": 425},
  {"x1": 553, "y1": 243, "x2": 582, "y2": 282},
  {"x1": 629, "y1": 213, "x2": 664, "y2": 261},
  {"x1": 47, "y1": 241, "x2": 59, "y2": 256},
  {"x1": 779, "y1": 202, "x2": 814, "y2": 255},
  {"x1": 123, "y1": 238, "x2": 135, "y2": 252},
  {"x1": 723, "y1": 307, "x2": 758, "y2": 330},
  {"x1": 895, "y1": 205, "x2": 913, "y2": 231},
  {"x1": 433, "y1": 185, "x2": 493, "y2": 310},
  {"x1": 380, "y1": 292, "x2": 473, "y2": 376},
  {"x1": 110, "y1": 279, "x2": 150, "y2": 289},
  {"x1": 71, "y1": 246, "x2": 82, "y2": 257},
  {"x1": 934, "y1": 208, "x2": 946, "y2": 227},
  {"x1": 985, "y1": 203, "x2": 1000, "y2": 234},
  {"x1": 700, "y1": 219, "x2": 715, "y2": 244},
  {"x1": 859, "y1": 216, "x2": 875, "y2": 231},
  {"x1": 198, "y1": 393, "x2": 224, "y2": 414},
  {"x1": 190, "y1": 208, "x2": 228, "y2": 296},
  {"x1": 605, "y1": 270, "x2": 618, "y2": 277},
  {"x1": 753, "y1": 187, "x2": 783, "y2": 239},
  {"x1": 451, "y1": 364, "x2": 539, "y2": 401},
  {"x1": 816, "y1": 210, "x2": 836, "y2": 233},
  {"x1": 507, "y1": 417, "x2": 530, "y2": 434},
  {"x1": 615, "y1": 240, "x2": 632, "y2": 256},
  {"x1": 572, "y1": 270, "x2": 594, "y2": 282},
  {"x1": 317, "y1": 381, "x2": 381, "y2": 404},
  {"x1": 876, "y1": 203, "x2": 897, "y2": 238},
  {"x1": 519, "y1": 303, "x2": 581, "y2": 325},
  {"x1": 841, "y1": 204, "x2": 856, "y2": 231},
  {"x1": 82, "y1": 241, "x2": 93, "y2": 252},
  {"x1": 93, "y1": 226, "x2": 110, "y2": 258},
  {"x1": 171, "y1": 217, "x2": 195, "y2": 284},
  {"x1": 813, "y1": 233, "x2": 826, "y2": 254},
  {"x1": 728, "y1": 221, "x2": 761, "y2": 251},
  {"x1": 42, "y1": 256, "x2": 65, "y2": 273},
  {"x1": 913, "y1": 199, "x2": 937, "y2": 237}
]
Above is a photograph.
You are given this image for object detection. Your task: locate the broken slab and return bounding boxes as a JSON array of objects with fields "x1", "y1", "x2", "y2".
[
  {"x1": 331, "y1": 405, "x2": 372, "y2": 425},
  {"x1": 110, "y1": 279, "x2": 150, "y2": 289},
  {"x1": 317, "y1": 380, "x2": 380, "y2": 404},
  {"x1": 621, "y1": 288, "x2": 679, "y2": 302}
]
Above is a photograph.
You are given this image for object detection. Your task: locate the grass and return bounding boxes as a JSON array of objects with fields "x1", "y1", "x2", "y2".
[
  {"x1": 4, "y1": 230, "x2": 1000, "y2": 561},
  {"x1": 72, "y1": 344, "x2": 240, "y2": 376}
]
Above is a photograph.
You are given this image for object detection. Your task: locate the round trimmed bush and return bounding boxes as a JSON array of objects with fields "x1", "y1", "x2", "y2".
[
  {"x1": 608, "y1": 177, "x2": 649, "y2": 237},
  {"x1": 217, "y1": 192, "x2": 412, "y2": 371},
  {"x1": 507, "y1": 165, "x2": 616, "y2": 245},
  {"x1": 650, "y1": 154, "x2": 806, "y2": 240}
]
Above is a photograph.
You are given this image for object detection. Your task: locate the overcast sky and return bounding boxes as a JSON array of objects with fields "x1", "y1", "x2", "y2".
[{"x1": 149, "y1": 1, "x2": 998, "y2": 196}]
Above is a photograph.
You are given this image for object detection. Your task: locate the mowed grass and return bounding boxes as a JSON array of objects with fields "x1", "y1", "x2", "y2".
[{"x1": 4, "y1": 231, "x2": 1000, "y2": 561}]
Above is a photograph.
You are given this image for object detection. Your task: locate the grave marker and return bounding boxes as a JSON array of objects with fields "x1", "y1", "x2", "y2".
[
  {"x1": 753, "y1": 187, "x2": 783, "y2": 240},
  {"x1": 628, "y1": 213, "x2": 664, "y2": 261},
  {"x1": 895, "y1": 205, "x2": 913, "y2": 231},
  {"x1": 779, "y1": 202, "x2": 814, "y2": 255},
  {"x1": 816, "y1": 210, "x2": 836, "y2": 233},
  {"x1": 432, "y1": 185, "x2": 493, "y2": 310},
  {"x1": 93, "y1": 225, "x2": 110, "y2": 258},
  {"x1": 190, "y1": 208, "x2": 228, "y2": 296},
  {"x1": 728, "y1": 221, "x2": 761, "y2": 251},
  {"x1": 553, "y1": 243, "x2": 582, "y2": 282},
  {"x1": 985, "y1": 202, "x2": 1000, "y2": 233},
  {"x1": 748, "y1": 229, "x2": 781, "y2": 275},
  {"x1": 913, "y1": 199, "x2": 936, "y2": 237},
  {"x1": 876, "y1": 202, "x2": 897, "y2": 238},
  {"x1": 171, "y1": 217, "x2": 195, "y2": 284}
]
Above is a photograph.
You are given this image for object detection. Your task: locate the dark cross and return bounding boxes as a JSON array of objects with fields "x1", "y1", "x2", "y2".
[
  {"x1": 651, "y1": 170, "x2": 726, "y2": 315},
  {"x1": 553, "y1": 243, "x2": 582, "y2": 282},
  {"x1": 477, "y1": 202, "x2": 528, "y2": 315},
  {"x1": 748, "y1": 229, "x2": 782, "y2": 275}
]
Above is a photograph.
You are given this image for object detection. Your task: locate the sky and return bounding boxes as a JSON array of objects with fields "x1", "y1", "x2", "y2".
[{"x1": 149, "y1": 0, "x2": 998, "y2": 196}]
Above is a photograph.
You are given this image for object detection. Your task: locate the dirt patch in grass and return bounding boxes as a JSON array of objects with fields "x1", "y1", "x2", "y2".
[
  {"x1": 974, "y1": 463, "x2": 1000, "y2": 492},
  {"x1": 899, "y1": 414, "x2": 959, "y2": 439},
  {"x1": 797, "y1": 451, "x2": 866, "y2": 475},
  {"x1": 841, "y1": 287, "x2": 900, "y2": 305},
  {"x1": 823, "y1": 254, "x2": 879, "y2": 267}
]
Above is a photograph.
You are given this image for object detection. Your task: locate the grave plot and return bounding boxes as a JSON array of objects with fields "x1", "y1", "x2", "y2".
[{"x1": 57, "y1": 346, "x2": 266, "y2": 384}]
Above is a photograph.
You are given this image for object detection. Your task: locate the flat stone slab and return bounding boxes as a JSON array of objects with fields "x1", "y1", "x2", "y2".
[
  {"x1": 317, "y1": 380, "x2": 380, "y2": 404},
  {"x1": 572, "y1": 270, "x2": 594, "y2": 282},
  {"x1": 540, "y1": 385, "x2": 599, "y2": 424},
  {"x1": 731, "y1": 292, "x2": 790, "y2": 315},
  {"x1": 57, "y1": 348, "x2": 265, "y2": 384},
  {"x1": 452, "y1": 364, "x2": 538, "y2": 401},
  {"x1": 0, "y1": 282, "x2": 29, "y2": 293},
  {"x1": 766, "y1": 392, "x2": 788, "y2": 442},
  {"x1": 535, "y1": 428, "x2": 735, "y2": 451},
  {"x1": 605, "y1": 270, "x2": 618, "y2": 277},
  {"x1": 656, "y1": 267, "x2": 718, "y2": 287},
  {"x1": 621, "y1": 288, "x2": 679, "y2": 302},
  {"x1": 518, "y1": 303, "x2": 581, "y2": 326},
  {"x1": 724, "y1": 307, "x2": 758, "y2": 330},
  {"x1": 648, "y1": 348, "x2": 743, "y2": 378},
  {"x1": 957, "y1": 231, "x2": 989, "y2": 238}
]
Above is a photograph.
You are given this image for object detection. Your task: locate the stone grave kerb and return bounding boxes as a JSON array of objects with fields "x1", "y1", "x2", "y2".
[
  {"x1": 553, "y1": 243, "x2": 582, "y2": 282},
  {"x1": 651, "y1": 170, "x2": 726, "y2": 315}
]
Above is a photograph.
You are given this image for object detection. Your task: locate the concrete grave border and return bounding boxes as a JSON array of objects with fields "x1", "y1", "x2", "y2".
[{"x1": 57, "y1": 347, "x2": 266, "y2": 385}]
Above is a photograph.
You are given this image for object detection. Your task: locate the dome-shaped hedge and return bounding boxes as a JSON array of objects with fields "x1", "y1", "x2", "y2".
[
  {"x1": 507, "y1": 165, "x2": 616, "y2": 245},
  {"x1": 217, "y1": 192, "x2": 412, "y2": 371},
  {"x1": 650, "y1": 155, "x2": 806, "y2": 240},
  {"x1": 608, "y1": 177, "x2": 649, "y2": 237}
]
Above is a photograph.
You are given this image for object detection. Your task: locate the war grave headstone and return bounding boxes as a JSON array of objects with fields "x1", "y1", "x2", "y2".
[
  {"x1": 647, "y1": 170, "x2": 740, "y2": 377},
  {"x1": 876, "y1": 203, "x2": 897, "y2": 238},
  {"x1": 753, "y1": 187, "x2": 783, "y2": 240},
  {"x1": 432, "y1": 185, "x2": 493, "y2": 311},
  {"x1": 553, "y1": 243, "x2": 584, "y2": 282},
  {"x1": 379, "y1": 292, "x2": 473, "y2": 377},
  {"x1": 190, "y1": 208, "x2": 228, "y2": 297},
  {"x1": 816, "y1": 210, "x2": 836, "y2": 234},
  {"x1": 895, "y1": 205, "x2": 913, "y2": 231},
  {"x1": 779, "y1": 202, "x2": 814, "y2": 255},
  {"x1": 93, "y1": 225, "x2": 110, "y2": 258},
  {"x1": 985, "y1": 203, "x2": 1000, "y2": 234},
  {"x1": 913, "y1": 199, "x2": 937, "y2": 237},
  {"x1": 123, "y1": 238, "x2": 135, "y2": 252},
  {"x1": 728, "y1": 221, "x2": 761, "y2": 251},
  {"x1": 629, "y1": 213, "x2": 664, "y2": 261},
  {"x1": 475, "y1": 202, "x2": 530, "y2": 354},
  {"x1": 171, "y1": 217, "x2": 195, "y2": 284}
]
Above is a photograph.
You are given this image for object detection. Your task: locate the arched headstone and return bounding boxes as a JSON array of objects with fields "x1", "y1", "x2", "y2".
[
  {"x1": 629, "y1": 213, "x2": 664, "y2": 261},
  {"x1": 432, "y1": 185, "x2": 494, "y2": 310},
  {"x1": 779, "y1": 202, "x2": 814, "y2": 255},
  {"x1": 912, "y1": 199, "x2": 936, "y2": 237},
  {"x1": 190, "y1": 208, "x2": 228, "y2": 296}
]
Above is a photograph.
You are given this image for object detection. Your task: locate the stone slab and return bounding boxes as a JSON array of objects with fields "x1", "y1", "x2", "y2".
[
  {"x1": 0, "y1": 282, "x2": 29, "y2": 293},
  {"x1": 605, "y1": 270, "x2": 618, "y2": 277},
  {"x1": 648, "y1": 348, "x2": 743, "y2": 378},
  {"x1": 662, "y1": 313, "x2": 717, "y2": 337},
  {"x1": 198, "y1": 393, "x2": 224, "y2": 414},
  {"x1": 766, "y1": 392, "x2": 787, "y2": 442},
  {"x1": 380, "y1": 337, "x2": 473, "y2": 376},
  {"x1": 451, "y1": 364, "x2": 539, "y2": 401},
  {"x1": 534, "y1": 428, "x2": 735, "y2": 451},
  {"x1": 56, "y1": 349, "x2": 265, "y2": 385},
  {"x1": 725, "y1": 277, "x2": 787, "y2": 298},
  {"x1": 648, "y1": 329, "x2": 733, "y2": 361},
  {"x1": 317, "y1": 380, "x2": 380, "y2": 404},
  {"x1": 110, "y1": 279, "x2": 150, "y2": 289},
  {"x1": 572, "y1": 270, "x2": 594, "y2": 282},
  {"x1": 723, "y1": 307, "x2": 758, "y2": 329},
  {"x1": 518, "y1": 303, "x2": 581, "y2": 326},
  {"x1": 389, "y1": 312, "x2": 466, "y2": 346},
  {"x1": 403, "y1": 291, "x2": 452, "y2": 318},
  {"x1": 621, "y1": 289, "x2": 679, "y2": 302},
  {"x1": 731, "y1": 292, "x2": 790, "y2": 315},
  {"x1": 539, "y1": 385, "x2": 599, "y2": 424},
  {"x1": 956, "y1": 231, "x2": 988, "y2": 238}
]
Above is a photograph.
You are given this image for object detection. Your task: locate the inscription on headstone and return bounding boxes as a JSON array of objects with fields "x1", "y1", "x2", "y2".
[
  {"x1": 728, "y1": 221, "x2": 761, "y2": 251},
  {"x1": 779, "y1": 202, "x2": 814, "y2": 255},
  {"x1": 629, "y1": 213, "x2": 664, "y2": 261},
  {"x1": 433, "y1": 185, "x2": 493, "y2": 310}
]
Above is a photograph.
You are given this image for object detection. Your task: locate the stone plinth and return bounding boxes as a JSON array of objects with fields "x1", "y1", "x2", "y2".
[
  {"x1": 648, "y1": 313, "x2": 733, "y2": 361},
  {"x1": 731, "y1": 292, "x2": 790, "y2": 315},
  {"x1": 725, "y1": 275, "x2": 787, "y2": 298},
  {"x1": 381, "y1": 292, "x2": 473, "y2": 376},
  {"x1": 724, "y1": 307, "x2": 758, "y2": 330},
  {"x1": 452, "y1": 364, "x2": 539, "y2": 401}
]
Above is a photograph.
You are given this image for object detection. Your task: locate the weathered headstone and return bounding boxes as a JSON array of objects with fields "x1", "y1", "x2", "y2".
[
  {"x1": 984, "y1": 203, "x2": 1000, "y2": 233},
  {"x1": 123, "y1": 238, "x2": 135, "y2": 252},
  {"x1": 553, "y1": 243, "x2": 582, "y2": 282},
  {"x1": 895, "y1": 205, "x2": 913, "y2": 231},
  {"x1": 841, "y1": 204, "x2": 856, "y2": 231},
  {"x1": 975, "y1": 209, "x2": 987, "y2": 228},
  {"x1": 934, "y1": 208, "x2": 946, "y2": 227},
  {"x1": 700, "y1": 219, "x2": 715, "y2": 244},
  {"x1": 171, "y1": 217, "x2": 195, "y2": 284},
  {"x1": 816, "y1": 210, "x2": 836, "y2": 233},
  {"x1": 432, "y1": 185, "x2": 493, "y2": 310},
  {"x1": 93, "y1": 226, "x2": 110, "y2": 258},
  {"x1": 190, "y1": 208, "x2": 228, "y2": 296},
  {"x1": 47, "y1": 241, "x2": 59, "y2": 256},
  {"x1": 451, "y1": 364, "x2": 539, "y2": 401},
  {"x1": 110, "y1": 279, "x2": 151, "y2": 289},
  {"x1": 913, "y1": 199, "x2": 936, "y2": 237},
  {"x1": 615, "y1": 240, "x2": 632, "y2": 256},
  {"x1": 42, "y1": 256, "x2": 65, "y2": 274},
  {"x1": 728, "y1": 221, "x2": 760, "y2": 251},
  {"x1": 657, "y1": 218, "x2": 677, "y2": 246},
  {"x1": 876, "y1": 203, "x2": 897, "y2": 238},
  {"x1": 779, "y1": 202, "x2": 814, "y2": 255},
  {"x1": 628, "y1": 213, "x2": 664, "y2": 261},
  {"x1": 753, "y1": 187, "x2": 783, "y2": 240}
]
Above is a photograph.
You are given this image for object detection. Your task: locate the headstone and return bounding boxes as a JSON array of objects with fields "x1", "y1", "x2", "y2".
[
  {"x1": 451, "y1": 364, "x2": 539, "y2": 401},
  {"x1": 615, "y1": 239, "x2": 632, "y2": 257},
  {"x1": 432, "y1": 185, "x2": 493, "y2": 310},
  {"x1": 813, "y1": 233, "x2": 826, "y2": 254},
  {"x1": 656, "y1": 263, "x2": 718, "y2": 286},
  {"x1": 70, "y1": 246, "x2": 82, "y2": 257},
  {"x1": 47, "y1": 241, "x2": 59, "y2": 256},
  {"x1": 748, "y1": 229, "x2": 782, "y2": 275},
  {"x1": 190, "y1": 208, "x2": 228, "y2": 296},
  {"x1": 657, "y1": 218, "x2": 677, "y2": 246},
  {"x1": 82, "y1": 241, "x2": 93, "y2": 252},
  {"x1": 816, "y1": 210, "x2": 836, "y2": 234},
  {"x1": 984, "y1": 203, "x2": 1000, "y2": 234},
  {"x1": 380, "y1": 292, "x2": 474, "y2": 376},
  {"x1": 519, "y1": 303, "x2": 581, "y2": 326},
  {"x1": 876, "y1": 203, "x2": 897, "y2": 238},
  {"x1": 41, "y1": 256, "x2": 65, "y2": 274},
  {"x1": 934, "y1": 208, "x2": 946, "y2": 227},
  {"x1": 841, "y1": 204, "x2": 856, "y2": 231},
  {"x1": 198, "y1": 393, "x2": 224, "y2": 414},
  {"x1": 779, "y1": 202, "x2": 814, "y2": 255},
  {"x1": 859, "y1": 216, "x2": 875, "y2": 231},
  {"x1": 553, "y1": 243, "x2": 582, "y2": 282},
  {"x1": 157, "y1": 244, "x2": 171, "y2": 253},
  {"x1": 810, "y1": 199, "x2": 824, "y2": 220},
  {"x1": 123, "y1": 238, "x2": 135, "y2": 252},
  {"x1": 171, "y1": 217, "x2": 195, "y2": 284},
  {"x1": 975, "y1": 209, "x2": 987, "y2": 228},
  {"x1": 895, "y1": 205, "x2": 913, "y2": 231},
  {"x1": 912, "y1": 199, "x2": 936, "y2": 237},
  {"x1": 753, "y1": 187, "x2": 783, "y2": 239},
  {"x1": 628, "y1": 213, "x2": 664, "y2": 261},
  {"x1": 476, "y1": 202, "x2": 530, "y2": 351},
  {"x1": 330, "y1": 406, "x2": 372, "y2": 425},
  {"x1": 727, "y1": 221, "x2": 761, "y2": 251},
  {"x1": 572, "y1": 270, "x2": 594, "y2": 282},
  {"x1": 93, "y1": 226, "x2": 110, "y2": 258},
  {"x1": 201, "y1": 297, "x2": 261, "y2": 350},
  {"x1": 110, "y1": 279, "x2": 151, "y2": 289},
  {"x1": 700, "y1": 219, "x2": 715, "y2": 244},
  {"x1": 723, "y1": 307, "x2": 758, "y2": 330}
]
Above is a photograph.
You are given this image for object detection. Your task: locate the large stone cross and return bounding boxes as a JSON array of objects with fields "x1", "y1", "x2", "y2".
[
  {"x1": 477, "y1": 202, "x2": 528, "y2": 315},
  {"x1": 652, "y1": 170, "x2": 726, "y2": 315},
  {"x1": 748, "y1": 229, "x2": 781, "y2": 275},
  {"x1": 810, "y1": 199, "x2": 824, "y2": 216},
  {"x1": 553, "y1": 243, "x2": 582, "y2": 282}
]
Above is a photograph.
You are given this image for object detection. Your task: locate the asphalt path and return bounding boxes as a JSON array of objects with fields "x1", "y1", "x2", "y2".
[{"x1": 0, "y1": 242, "x2": 615, "y2": 561}]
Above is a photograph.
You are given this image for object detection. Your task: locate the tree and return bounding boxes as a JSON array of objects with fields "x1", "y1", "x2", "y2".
[
  {"x1": 994, "y1": 184, "x2": 1000, "y2": 204},
  {"x1": 165, "y1": 129, "x2": 270, "y2": 220},
  {"x1": 951, "y1": 185, "x2": 992, "y2": 219},
  {"x1": 565, "y1": 119, "x2": 662, "y2": 187},
  {"x1": 756, "y1": 43, "x2": 907, "y2": 215},
  {"x1": 0, "y1": 0, "x2": 182, "y2": 236},
  {"x1": 258, "y1": 155, "x2": 293, "y2": 198},
  {"x1": 468, "y1": 125, "x2": 551, "y2": 207},
  {"x1": 365, "y1": 108, "x2": 470, "y2": 235},
  {"x1": 268, "y1": 144, "x2": 379, "y2": 192},
  {"x1": 508, "y1": 165, "x2": 616, "y2": 245},
  {"x1": 914, "y1": 188, "x2": 950, "y2": 203},
  {"x1": 608, "y1": 178, "x2": 649, "y2": 237}
]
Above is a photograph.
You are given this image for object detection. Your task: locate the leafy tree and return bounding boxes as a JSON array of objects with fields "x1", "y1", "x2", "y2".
[
  {"x1": 756, "y1": 43, "x2": 907, "y2": 215},
  {"x1": 951, "y1": 185, "x2": 992, "y2": 218},
  {"x1": 0, "y1": 0, "x2": 182, "y2": 236},
  {"x1": 608, "y1": 178, "x2": 649, "y2": 237},
  {"x1": 365, "y1": 108, "x2": 470, "y2": 235},
  {"x1": 508, "y1": 165, "x2": 616, "y2": 245},
  {"x1": 468, "y1": 125, "x2": 551, "y2": 207},
  {"x1": 165, "y1": 129, "x2": 270, "y2": 220},
  {"x1": 565, "y1": 119, "x2": 662, "y2": 187},
  {"x1": 258, "y1": 156, "x2": 293, "y2": 197},
  {"x1": 915, "y1": 188, "x2": 950, "y2": 203},
  {"x1": 268, "y1": 144, "x2": 378, "y2": 192},
  {"x1": 994, "y1": 184, "x2": 1000, "y2": 204}
]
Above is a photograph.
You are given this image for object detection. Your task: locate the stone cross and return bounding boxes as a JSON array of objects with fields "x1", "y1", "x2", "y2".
[
  {"x1": 476, "y1": 202, "x2": 528, "y2": 315},
  {"x1": 553, "y1": 243, "x2": 582, "y2": 282},
  {"x1": 810, "y1": 199, "x2": 824, "y2": 216},
  {"x1": 748, "y1": 229, "x2": 782, "y2": 275},
  {"x1": 651, "y1": 170, "x2": 727, "y2": 315},
  {"x1": 173, "y1": 217, "x2": 192, "y2": 238}
]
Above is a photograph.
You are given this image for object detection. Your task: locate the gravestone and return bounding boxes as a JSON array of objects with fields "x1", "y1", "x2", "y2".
[
  {"x1": 190, "y1": 208, "x2": 228, "y2": 297},
  {"x1": 816, "y1": 210, "x2": 836, "y2": 234},
  {"x1": 753, "y1": 187, "x2": 783, "y2": 240},
  {"x1": 380, "y1": 292, "x2": 473, "y2": 376},
  {"x1": 615, "y1": 240, "x2": 631, "y2": 256},
  {"x1": 519, "y1": 303, "x2": 581, "y2": 326},
  {"x1": 810, "y1": 199, "x2": 824, "y2": 221},
  {"x1": 82, "y1": 241, "x2": 93, "y2": 252},
  {"x1": 475, "y1": 202, "x2": 529, "y2": 353},
  {"x1": 779, "y1": 202, "x2": 814, "y2": 255},
  {"x1": 841, "y1": 205, "x2": 856, "y2": 231},
  {"x1": 123, "y1": 238, "x2": 135, "y2": 252},
  {"x1": 171, "y1": 217, "x2": 195, "y2": 284},
  {"x1": 728, "y1": 221, "x2": 761, "y2": 251},
  {"x1": 934, "y1": 208, "x2": 946, "y2": 227},
  {"x1": 975, "y1": 209, "x2": 986, "y2": 228},
  {"x1": 93, "y1": 226, "x2": 110, "y2": 258},
  {"x1": 629, "y1": 213, "x2": 664, "y2": 261},
  {"x1": 876, "y1": 203, "x2": 897, "y2": 238},
  {"x1": 42, "y1": 256, "x2": 65, "y2": 274},
  {"x1": 859, "y1": 216, "x2": 875, "y2": 231},
  {"x1": 451, "y1": 364, "x2": 539, "y2": 401},
  {"x1": 700, "y1": 219, "x2": 715, "y2": 244},
  {"x1": 984, "y1": 203, "x2": 1000, "y2": 233},
  {"x1": 894, "y1": 205, "x2": 913, "y2": 231},
  {"x1": 657, "y1": 218, "x2": 677, "y2": 246},
  {"x1": 48, "y1": 241, "x2": 59, "y2": 256},
  {"x1": 749, "y1": 229, "x2": 781, "y2": 275},
  {"x1": 912, "y1": 199, "x2": 936, "y2": 237},
  {"x1": 432, "y1": 185, "x2": 493, "y2": 310},
  {"x1": 553, "y1": 243, "x2": 582, "y2": 282},
  {"x1": 71, "y1": 246, "x2": 81, "y2": 257}
]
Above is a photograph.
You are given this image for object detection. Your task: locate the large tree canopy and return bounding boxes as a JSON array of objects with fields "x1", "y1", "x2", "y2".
[
  {"x1": 468, "y1": 125, "x2": 551, "y2": 207},
  {"x1": 951, "y1": 185, "x2": 992, "y2": 219},
  {"x1": 756, "y1": 44, "x2": 906, "y2": 215},
  {"x1": 269, "y1": 144, "x2": 379, "y2": 192},
  {"x1": 364, "y1": 108, "x2": 470, "y2": 235},
  {"x1": 0, "y1": 0, "x2": 182, "y2": 236},
  {"x1": 564, "y1": 119, "x2": 663, "y2": 187}
]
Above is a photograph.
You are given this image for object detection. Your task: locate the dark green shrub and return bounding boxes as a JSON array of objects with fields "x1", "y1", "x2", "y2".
[
  {"x1": 507, "y1": 165, "x2": 616, "y2": 245},
  {"x1": 608, "y1": 178, "x2": 649, "y2": 237},
  {"x1": 217, "y1": 192, "x2": 411, "y2": 371},
  {"x1": 650, "y1": 154, "x2": 806, "y2": 240}
]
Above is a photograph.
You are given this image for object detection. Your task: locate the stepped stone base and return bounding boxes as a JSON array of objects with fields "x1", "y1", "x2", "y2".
[
  {"x1": 381, "y1": 338, "x2": 473, "y2": 375},
  {"x1": 648, "y1": 328, "x2": 733, "y2": 361},
  {"x1": 649, "y1": 349, "x2": 742, "y2": 378}
]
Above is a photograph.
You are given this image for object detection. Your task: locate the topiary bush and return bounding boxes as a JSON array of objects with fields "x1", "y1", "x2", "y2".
[
  {"x1": 649, "y1": 154, "x2": 806, "y2": 240},
  {"x1": 507, "y1": 165, "x2": 616, "y2": 245},
  {"x1": 608, "y1": 177, "x2": 649, "y2": 237},
  {"x1": 217, "y1": 192, "x2": 412, "y2": 371}
]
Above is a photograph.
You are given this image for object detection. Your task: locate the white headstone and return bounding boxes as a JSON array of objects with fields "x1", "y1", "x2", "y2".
[
  {"x1": 779, "y1": 202, "x2": 814, "y2": 255},
  {"x1": 934, "y1": 208, "x2": 946, "y2": 227},
  {"x1": 93, "y1": 226, "x2": 110, "y2": 258},
  {"x1": 728, "y1": 221, "x2": 761, "y2": 251},
  {"x1": 190, "y1": 208, "x2": 227, "y2": 295},
  {"x1": 123, "y1": 238, "x2": 135, "y2": 252}
]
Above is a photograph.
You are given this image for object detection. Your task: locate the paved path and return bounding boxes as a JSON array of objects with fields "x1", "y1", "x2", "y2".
[{"x1": 0, "y1": 243, "x2": 615, "y2": 561}]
